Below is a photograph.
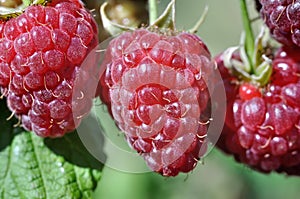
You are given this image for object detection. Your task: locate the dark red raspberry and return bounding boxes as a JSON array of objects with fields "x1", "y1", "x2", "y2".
[
  {"x1": 99, "y1": 29, "x2": 214, "y2": 176},
  {"x1": 0, "y1": 0, "x2": 98, "y2": 137},
  {"x1": 260, "y1": 0, "x2": 300, "y2": 46},
  {"x1": 215, "y1": 46, "x2": 300, "y2": 174}
]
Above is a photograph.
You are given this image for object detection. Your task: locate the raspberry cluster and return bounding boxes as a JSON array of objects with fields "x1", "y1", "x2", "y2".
[
  {"x1": 260, "y1": 0, "x2": 300, "y2": 47},
  {"x1": 210, "y1": 0, "x2": 300, "y2": 175},
  {"x1": 99, "y1": 29, "x2": 214, "y2": 176},
  {"x1": 0, "y1": 0, "x2": 98, "y2": 137},
  {"x1": 216, "y1": 46, "x2": 300, "y2": 173}
]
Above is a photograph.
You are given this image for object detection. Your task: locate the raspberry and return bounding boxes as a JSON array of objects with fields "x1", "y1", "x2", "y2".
[
  {"x1": 260, "y1": 0, "x2": 300, "y2": 47},
  {"x1": 99, "y1": 29, "x2": 214, "y2": 176},
  {"x1": 0, "y1": 0, "x2": 98, "y2": 137},
  {"x1": 215, "y1": 46, "x2": 300, "y2": 174}
]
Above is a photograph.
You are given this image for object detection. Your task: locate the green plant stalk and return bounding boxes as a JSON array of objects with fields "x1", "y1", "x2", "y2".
[
  {"x1": 23, "y1": 0, "x2": 32, "y2": 6},
  {"x1": 149, "y1": 0, "x2": 158, "y2": 25},
  {"x1": 240, "y1": 0, "x2": 255, "y2": 71}
]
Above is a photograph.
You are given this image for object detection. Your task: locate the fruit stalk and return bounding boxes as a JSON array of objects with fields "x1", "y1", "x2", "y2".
[
  {"x1": 148, "y1": 0, "x2": 158, "y2": 25},
  {"x1": 240, "y1": 0, "x2": 255, "y2": 70},
  {"x1": 23, "y1": 0, "x2": 32, "y2": 6}
]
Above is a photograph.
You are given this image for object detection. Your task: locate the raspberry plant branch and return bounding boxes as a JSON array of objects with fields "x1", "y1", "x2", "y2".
[
  {"x1": 151, "y1": 0, "x2": 175, "y2": 30},
  {"x1": 22, "y1": 0, "x2": 31, "y2": 6},
  {"x1": 148, "y1": 0, "x2": 158, "y2": 25},
  {"x1": 189, "y1": 5, "x2": 209, "y2": 34},
  {"x1": 240, "y1": 0, "x2": 255, "y2": 70}
]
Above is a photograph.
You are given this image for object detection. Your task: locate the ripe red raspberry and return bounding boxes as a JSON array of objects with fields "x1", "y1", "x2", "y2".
[
  {"x1": 99, "y1": 29, "x2": 214, "y2": 176},
  {"x1": 260, "y1": 0, "x2": 300, "y2": 47},
  {"x1": 215, "y1": 46, "x2": 300, "y2": 174},
  {"x1": 0, "y1": 0, "x2": 98, "y2": 137}
]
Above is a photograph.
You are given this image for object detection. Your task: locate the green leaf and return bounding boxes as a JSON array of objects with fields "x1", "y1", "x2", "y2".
[
  {"x1": 22, "y1": 0, "x2": 32, "y2": 6},
  {"x1": 0, "y1": 132, "x2": 101, "y2": 199},
  {"x1": 44, "y1": 130, "x2": 104, "y2": 171},
  {"x1": 0, "y1": 99, "x2": 103, "y2": 199}
]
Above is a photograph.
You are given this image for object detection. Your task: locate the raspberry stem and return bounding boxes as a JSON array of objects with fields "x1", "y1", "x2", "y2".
[
  {"x1": 23, "y1": 0, "x2": 31, "y2": 6},
  {"x1": 189, "y1": 5, "x2": 208, "y2": 34},
  {"x1": 148, "y1": 0, "x2": 158, "y2": 25},
  {"x1": 240, "y1": 0, "x2": 255, "y2": 70}
]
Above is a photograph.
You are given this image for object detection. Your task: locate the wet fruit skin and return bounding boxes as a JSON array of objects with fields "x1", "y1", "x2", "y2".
[
  {"x1": 99, "y1": 29, "x2": 214, "y2": 176},
  {"x1": 215, "y1": 46, "x2": 300, "y2": 174},
  {"x1": 0, "y1": 0, "x2": 98, "y2": 137}
]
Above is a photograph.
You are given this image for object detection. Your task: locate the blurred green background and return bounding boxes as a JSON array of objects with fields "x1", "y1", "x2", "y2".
[{"x1": 92, "y1": 0, "x2": 300, "y2": 199}]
